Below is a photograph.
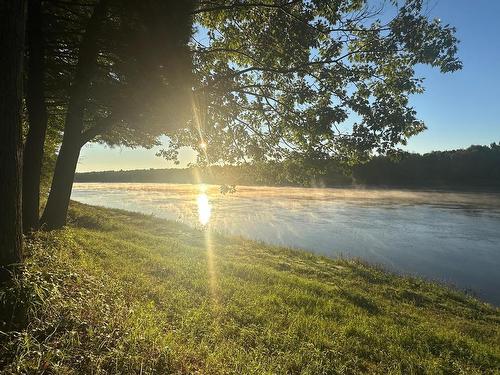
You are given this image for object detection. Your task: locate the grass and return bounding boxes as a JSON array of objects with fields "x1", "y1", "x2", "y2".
[{"x1": 1, "y1": 201, "x2": 499, "y2": 374}]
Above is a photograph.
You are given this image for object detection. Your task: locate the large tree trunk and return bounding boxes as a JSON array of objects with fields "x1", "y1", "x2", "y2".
[
  {"x1": 0, "y1": 0, "x2": 26, "y2": 281},
  {"x1": 40, "y1": 125, "x2": 83, "y2": 230},
  {"x1": 23, "y1": 0, "x2": 48, "y2": 233},
  {"x1": 41, "y1": 0, "x2": 108, "y2": 230}
]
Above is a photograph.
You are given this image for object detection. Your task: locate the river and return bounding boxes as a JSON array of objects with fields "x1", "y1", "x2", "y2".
[{"x1": 71, "y1": 183, "x2": 500, "y2": 305}]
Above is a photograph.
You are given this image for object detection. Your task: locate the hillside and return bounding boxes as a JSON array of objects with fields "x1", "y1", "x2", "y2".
[{"x1": 1, "y1": 202, "x2": 499, "y2": 374}]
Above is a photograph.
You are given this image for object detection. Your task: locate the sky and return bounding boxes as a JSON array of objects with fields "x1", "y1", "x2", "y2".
[{"x1": 77, "y1": 0, "x2": 500, "y2": 172}]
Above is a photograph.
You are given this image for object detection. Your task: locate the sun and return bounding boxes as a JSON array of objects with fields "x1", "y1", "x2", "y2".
[{"x1": 197, "y1": 193, "x2": 211, "y2": 225}]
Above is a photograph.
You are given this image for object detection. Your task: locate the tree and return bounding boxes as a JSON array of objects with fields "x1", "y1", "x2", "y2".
[
  {"x1": 0, "y1": 0, "x2": 26, "y2": 280},
  {"x1": 162, "y1": 0, "x2": 461, "y2": 166},
  {"x1": 352, "y1": 143, "x2": 500, "y2": 188},
  {"x1": 23, "y1": 0, "x2": 49, "y2": 232},
  {"x1": 40, "y1": 0, "x2": 195, "y2": 229}
]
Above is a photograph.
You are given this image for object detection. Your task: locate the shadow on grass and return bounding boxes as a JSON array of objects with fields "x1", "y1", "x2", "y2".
[{"x1": 340, "y1": 290, "x2": 381, "y2": 315}]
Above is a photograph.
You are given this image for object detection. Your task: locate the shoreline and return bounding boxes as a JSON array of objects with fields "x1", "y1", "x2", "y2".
[{"x1": 2, "y1": 201, "x2": 498, "y2": 373}]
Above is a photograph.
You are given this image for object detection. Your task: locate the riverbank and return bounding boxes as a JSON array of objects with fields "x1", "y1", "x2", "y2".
[
  {"x1": 1, "y1": 202, "x2": 499, "y2": 373},
  {"x1": 71, "y1": 183, "x2": 500, "y2": 305}
]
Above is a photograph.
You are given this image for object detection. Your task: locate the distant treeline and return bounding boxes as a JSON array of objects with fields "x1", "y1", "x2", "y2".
[{"x1": 75, "y1": 143, "x2": 500, "y2": 189}]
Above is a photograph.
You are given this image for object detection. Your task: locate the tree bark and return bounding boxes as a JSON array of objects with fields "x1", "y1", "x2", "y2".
[
  {"x1": 23, "y1": 0, "x2": 48, "y2": 233},
  {"x1": 0, "y1": 0, "x2": 26, "y2": 280},
  {"x1": 41, "y1": 0, "x2": 108, "y2": 230},
  {"x1": 40, "y1": 125, "x2": 83, "y2": 230}
]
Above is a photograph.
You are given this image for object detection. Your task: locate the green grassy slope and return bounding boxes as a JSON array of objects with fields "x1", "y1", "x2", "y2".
[{"x1": 1, "y1": 202, "x2": 499, "y2": 374}]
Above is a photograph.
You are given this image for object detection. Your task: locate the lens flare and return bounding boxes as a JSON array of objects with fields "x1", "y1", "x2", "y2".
[{"x1": 197, "y1": 193, "x2": 211, "y2": 225}]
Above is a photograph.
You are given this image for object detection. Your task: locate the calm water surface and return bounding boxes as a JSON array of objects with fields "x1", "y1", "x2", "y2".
[{"x1": 71, "y1": 183, "x2": 500, "y2": 305}]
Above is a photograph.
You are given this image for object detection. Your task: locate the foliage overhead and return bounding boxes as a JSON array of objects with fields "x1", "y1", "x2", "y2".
[
  {"x1": 160, "y1": 0, "x2": 461, "y2": 165},
  {"x1": 43, "y1": 0, "x2": 195, "y2": 148},
  {"x1": 40, "y1": 0, "x2": 461, "y2": 164}
]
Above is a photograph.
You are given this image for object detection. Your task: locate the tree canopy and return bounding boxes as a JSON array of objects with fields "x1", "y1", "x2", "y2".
[
  {"x1": 160, "y1": 0, "x2": 461, "y2": 166},
  {"x1": 43, "y1": 0, "x2": 195, "y2": 148},
  {"x1": 44, "y1": 0, "x2": 461, "y2": 164}
]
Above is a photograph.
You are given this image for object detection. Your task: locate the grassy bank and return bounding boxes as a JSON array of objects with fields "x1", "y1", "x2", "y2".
[{"x1": 1, "y1": 202, "x2": 499, "y2": 374}]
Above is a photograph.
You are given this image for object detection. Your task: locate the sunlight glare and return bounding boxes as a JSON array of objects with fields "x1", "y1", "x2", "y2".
[{"x1": 197, "y1": 193, "x2": 211, "y2": 225}]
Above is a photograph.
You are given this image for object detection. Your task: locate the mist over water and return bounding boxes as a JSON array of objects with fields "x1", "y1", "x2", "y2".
[{"x1": 71, "y1": 183, "x2": 500, "y2": 305}]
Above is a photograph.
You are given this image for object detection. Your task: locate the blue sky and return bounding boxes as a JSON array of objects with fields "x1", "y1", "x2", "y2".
[
  {"x1": 77, "y1": 0, "x2": 500, "y2": 172},
  {"x1": 406, "y1": 0, "x2": 500, "y2": 153}
]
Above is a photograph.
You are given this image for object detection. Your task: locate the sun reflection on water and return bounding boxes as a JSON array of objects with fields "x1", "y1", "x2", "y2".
[
  {"x1": 197, "y1": 192, "x2": 211, "y2": 225},
  {"x1": 195, "y1": 185, "x2": 219, "y2": 309}
]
